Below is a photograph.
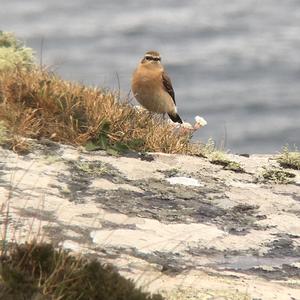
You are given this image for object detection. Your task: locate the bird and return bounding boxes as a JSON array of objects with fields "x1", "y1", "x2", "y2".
[{"x1": 131, "y1": 50, "x2": 183, "y2": 124}]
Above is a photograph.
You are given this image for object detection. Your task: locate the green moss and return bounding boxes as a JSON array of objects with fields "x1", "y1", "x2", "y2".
[
  {"x1": 207, "y1": 149, "x2": 245, "y2": 173},
  {"x1": 0, "y1": 242, "x2": 164, "y2": 300},
  {"x1": 277, "y1": 146, "x2": 300, "y2": 170},
  {"x1": 199, "y1": 140, "x2": 244, "y2": 173},
  {"x1": 260, "y1": 167, "x2": 296, "y2": 184},
  {"x1": 74, "y1": 161, "x2": 108, "y2": 176},
  {"x1": 210, "y1": 158, "x2": 245, "y2": 173},
  {"x1": 158, "y1": 168, "x2": 180, "y2": 177},
  {"x1": 0, "y1": 31, "x2": 35, "y2": 71},
  {"x1": 85, "y1": 120, "x2": 147, "y2": 155}
]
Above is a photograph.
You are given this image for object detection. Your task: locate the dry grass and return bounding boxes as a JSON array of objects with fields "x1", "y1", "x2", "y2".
[
  {"x1": 0, "y1": 121, "x2": 7, "y2": 144},
  {"x1": 0, "y1": 68, "x2": 193, "y2": 154}
]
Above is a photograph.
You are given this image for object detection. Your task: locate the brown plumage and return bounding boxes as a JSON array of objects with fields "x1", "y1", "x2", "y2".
[{"x1": 131, "y1": 51, "x2": 183, "y2": 123}]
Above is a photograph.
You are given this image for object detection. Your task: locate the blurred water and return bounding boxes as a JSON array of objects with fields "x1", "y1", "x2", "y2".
[{"x1": 1, "y1": 0, "x2": 300, "y2": 153}]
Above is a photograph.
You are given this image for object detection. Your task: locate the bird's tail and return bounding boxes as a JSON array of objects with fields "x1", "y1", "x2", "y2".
[{"x1": 168, "y1": 113, "x2": 183, "y2": 124}]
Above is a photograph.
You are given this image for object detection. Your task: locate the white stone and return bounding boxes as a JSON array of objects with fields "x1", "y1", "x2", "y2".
[{"x1": 166, "y1": 176, "x2": 202, "y2": 187}]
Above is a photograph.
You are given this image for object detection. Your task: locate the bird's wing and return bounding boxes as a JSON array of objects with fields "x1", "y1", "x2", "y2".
[{"x1": 162, "y1": 71, "x2": 176, "y2": 105}]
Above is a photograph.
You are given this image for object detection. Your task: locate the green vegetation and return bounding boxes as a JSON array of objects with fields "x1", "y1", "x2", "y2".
[
  {"x1": 277, "y1": 146, "x2": 300, "y2": 170},
  {"x1": 74, "y1": 161, "x2": 108, "y2": 176},
  {"x1": 210, "y1": 158, "x2": 245, "y2": 173},
  {"x1": 158, "y1": 168, "x2": 180, "y2": 177},
  {"x1": 260, "y1": 167, "x2": 296, "y2": 184},
  {"x1": 203, "y1": 141, "x2": 245, "y2": 173},
  {"x1": 0, "y1": 31, "x2": 34, "y2": 71},
  {"x1": 84, "y1": 119, "x2": 145, "y2": 156},
  {"x1": 196, "y1": 138, "x2": 217, "y2": 157},
  {"x1": 0, "y1": 242, "x2": 163, "y2": 300}
]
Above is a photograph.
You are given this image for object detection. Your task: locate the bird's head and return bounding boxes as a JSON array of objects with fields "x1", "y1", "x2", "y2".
[{"x1": 141, "y1": 51, "x2": 162, "y2": 66}]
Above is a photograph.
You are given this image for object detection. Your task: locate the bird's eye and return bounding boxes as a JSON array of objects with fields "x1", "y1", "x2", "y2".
[{"x1": 144, "y1": 55, "x2": 161, "y2": 62}]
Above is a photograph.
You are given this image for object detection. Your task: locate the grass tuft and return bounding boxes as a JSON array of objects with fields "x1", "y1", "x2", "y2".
[
  {"x1": 0, "y1": 68, "x2": 193, "y2": 154},
  {"x1": 203, "y1": 140, "x2": 245, "y2": 173},
  {"x1": 277, "y1": 146, "x2": 300, "y2": 170},
  {"x1": 259, "y1": 167, "x2": 296, "y2": 184},
  {"x1": 0, "y1": 241, "x2": 164, "y2": 300}
]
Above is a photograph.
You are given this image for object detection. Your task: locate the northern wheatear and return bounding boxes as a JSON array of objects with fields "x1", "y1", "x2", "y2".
[{"x1": 131, "y1": 51, "x2": 183, "y2": 123}]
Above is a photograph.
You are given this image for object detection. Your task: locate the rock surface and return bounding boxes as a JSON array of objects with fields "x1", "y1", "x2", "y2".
[{"x1": 1, "y1": 140, "x2": 300, "y2": 300}]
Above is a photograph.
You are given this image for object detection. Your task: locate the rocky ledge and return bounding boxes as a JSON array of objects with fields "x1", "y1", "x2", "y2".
[{"x1": 0, "y1": 140, "x2": 300, "y2": 300}]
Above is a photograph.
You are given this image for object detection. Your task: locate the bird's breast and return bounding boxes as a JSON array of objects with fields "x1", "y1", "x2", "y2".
[
  {"x1": 132, "y1": 69, "x2": 159, "y2": 94},
  {"x1": 131, "y1": 67, "x2": 175, "y2": 114}
]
